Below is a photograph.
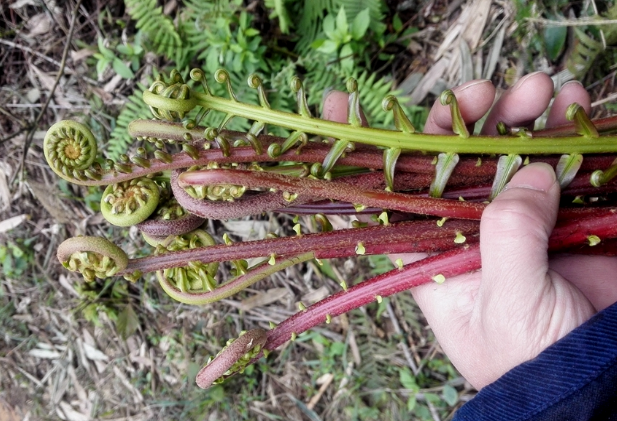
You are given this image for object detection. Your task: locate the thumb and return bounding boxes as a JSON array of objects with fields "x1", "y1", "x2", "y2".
[{"x1": 477, "y1": 163, "x2": 560, "y2": 319}]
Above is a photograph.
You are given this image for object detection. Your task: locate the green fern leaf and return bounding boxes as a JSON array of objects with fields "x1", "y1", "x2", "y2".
[
  {"x1": 566, "y1": 3, "x2": 617, "y2": 78},
  {"x1": 124, "y1": 0, "x2": 183, "y2": 64},
  {"x1": 107, "y1": 82, "x2": 152, "y2": 160}
]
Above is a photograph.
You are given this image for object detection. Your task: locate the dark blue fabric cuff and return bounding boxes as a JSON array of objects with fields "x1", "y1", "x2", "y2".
[{"x1": 453, "y1": 301, "x2": 617, "y2": 421}]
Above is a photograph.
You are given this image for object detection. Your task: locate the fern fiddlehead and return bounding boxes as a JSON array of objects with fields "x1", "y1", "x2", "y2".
[
  {"x1": 44, "y1": 120, "x2": 100, "y2": 183},
  {"x1": 57, "y1": 236, "x2": 129, "y2": 282},
  {"x1": 137, "y1": 197, "x2": 205, "y2": 237},
  {"x1": 101, "y1": 177, "x2": 161, "y2": 226},
  {"x1": 196, "y1": 328, "x2": 268, "y2": 389},
  {"x1": 44, "y1": 66, "x2": 617, "y2": 391}
]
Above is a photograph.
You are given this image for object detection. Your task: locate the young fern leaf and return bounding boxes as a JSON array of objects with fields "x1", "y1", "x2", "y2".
[
  {"x1": 567, "y1": 103, "x2": 599, "y2": 138},
  {"x1": 57, "y1": 236, "x2": 129, "y2": 282},
  {"x1": 567, "y1": 28, "x2": 608, "y2": 78},
  {"x1": 291, "y1": 77, "x2": 312, "y2": 118},
  {"x1": 430, "y1": 152, "x2": 461, "y2": 198},
  {"x1": 158, "y1": 252, "x2": 314, "y2": 305},
  {"x1": 440, "y1": 89, "x2": 469, "y2": 138},
  {"x1": 124, "y1": 0, "x2": 184, "y2": 64},
  {"x1": 556, "y1": 154, "x2": 584, "y2": 189},
  {"x1": 44, "y1": 120, "x2": 99, "y2": 183},
  {"x1": 489, "y1": 154, "x2": 523, "y2": 200},
  {"x1": 109, "y1": 82, "x2": 153, "y2": 160},
  {"x1": 381, "y1": 95, "x2": 415, "y2": 191}
]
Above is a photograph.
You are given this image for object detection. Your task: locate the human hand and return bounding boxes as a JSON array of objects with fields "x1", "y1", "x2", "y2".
[{"x1": 322, "y1": 72, "x2": 617, "y2": 390}]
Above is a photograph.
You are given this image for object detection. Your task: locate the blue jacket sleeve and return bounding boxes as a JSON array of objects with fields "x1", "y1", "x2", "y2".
[{"x1": 453, "y1": 301, "x2": 617, "y2": 421}]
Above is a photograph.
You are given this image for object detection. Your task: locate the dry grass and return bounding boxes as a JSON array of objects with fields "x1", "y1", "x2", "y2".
[{"x1": 0, "y1": 0, "x2": 615, "y2": 420}]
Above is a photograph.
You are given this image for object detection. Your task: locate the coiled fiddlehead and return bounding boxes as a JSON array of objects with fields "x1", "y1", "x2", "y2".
[
  {"x1": 101, "y1": 177, "x2": 161, "y2": 226},
  {"x1": 144, "y1": 70, "x2": 198, "y2": 122},
  {"x1": 57, "y1": 236, "x2": 129, "y2": 282},
  {"x1": 44, "y1": 120, "x2": 99, "y2": 183},
  {"x1": 195, "y1": 328, "x2": 268, "y2": 389},
  {"x1": 137, "y1": 197, "x2": 205, "y2": 237},
  {"x1": 155, "y1": 229, "x2": 219, "y2": 295}
]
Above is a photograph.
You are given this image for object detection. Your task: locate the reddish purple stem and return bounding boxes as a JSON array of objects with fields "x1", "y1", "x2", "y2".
[
  {"x1": 178, "y1": 169, "x2": 487, "y2": 219},
  {"x1": 259, "y1": 208, "x2": 617, "y2": 357}
]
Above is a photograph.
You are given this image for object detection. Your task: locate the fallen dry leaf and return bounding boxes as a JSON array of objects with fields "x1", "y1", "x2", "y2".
[
  {"x1": 0, "y1": 214, "x2": 29, "y2": 234},
  {"x1": 239, "y1": 287, "x2": 289, "y2": 311},
  {"x1": 23, "y1": 12, "x2": 52, "y2": 38}
]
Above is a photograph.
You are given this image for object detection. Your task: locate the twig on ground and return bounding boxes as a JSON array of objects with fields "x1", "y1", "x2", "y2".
[
  {"x1": 385, "y1": 300, "x2": 420, "y2": 375},
  {"x1": 17, "y1": 0, "x2": 83, "y2": 181}
]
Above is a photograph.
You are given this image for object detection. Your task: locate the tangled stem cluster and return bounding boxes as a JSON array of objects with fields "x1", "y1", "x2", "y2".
[{"x1": 46, "y1": 68, "x2": 617, "y2": 388}]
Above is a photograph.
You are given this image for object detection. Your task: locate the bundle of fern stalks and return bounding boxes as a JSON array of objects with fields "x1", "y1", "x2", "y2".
[{"x1": 45, "y1": 68, "x2": 617, "y2": 388}]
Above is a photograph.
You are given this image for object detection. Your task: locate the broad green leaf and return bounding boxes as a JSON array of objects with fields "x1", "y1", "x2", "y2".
[
  {"x1": 116, "y1": 304, "x2": 139, "y2": 340},
  {"x1": 424, "y1": 392, "x2": 441, "y2": 404},
  {"x1": 323, "y1": 14, "x2": 336, "y2": 39},
  {"x1": 442, "y1": 384, "x2": 458, "y2": 406},
  {"x1": 116, "y1": 44, "x2": 133, "y2": 55},
  {"x1": 310, "y1": 38, "x2": 326, "y2": 49},
  {"x1": 96, "y1": 58, "x2": 111, "y2": 78},
  {"x1": 317, "y1": 39, "x2": 339, "y2": 54},
  {"x1": 544, "y1": 24, "x2": 567, "y2": 61},
  {"x1": 336, "y1": 6, "x2": 348, "y2": 35},
  {"x1": 112, "y1": 58, "x2": 135, "y2": 79},
  {"x1": 340, "y1": 43, "x2": 354, "y2": 72},
  {"x1": 392, "y1": 13, "x2": 403, "y2": 33},
  {"x1": 273, "y1": 0, "x2": 291, "y2": 34},
  {"x1": 239, "y1": 11, "x2": 248, "y2": 29},
  {"x1": 399, "y1": 367, "x2": 418, "y2": 391},
  {"x1": 407, "y1": 395, "x2": 417, "y2": 411},
  {"x1": 97, "y1": 37, "x2": 114, "y2": 59},
  {"x1": 351, "y1": 8, "x2": 370, "y2": 40}
]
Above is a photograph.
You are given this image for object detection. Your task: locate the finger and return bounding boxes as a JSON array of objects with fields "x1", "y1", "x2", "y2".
[
  {"x1": 549, "y1": 254, "x2": 617, "y2": 311},
  {"x1": 546, "y1": 81, "x2": 591, "y2": 128},
  {"x1": 480, "y1": 72, "x2": 554, "y2": 135},
  {"x1": 423, "y1": 79, "x2": 496, "y2": 134},
  {"x1": 322, "y1": 90, "x2": 368, "y2": 126},
  {"x1": 408, "y1": 80, "x2": 496, "y2": 352},
  {"x1": 477, "y1": 163, "x2": 560, "y2": 320}
]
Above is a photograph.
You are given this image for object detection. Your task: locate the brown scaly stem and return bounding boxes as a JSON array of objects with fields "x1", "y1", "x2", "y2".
[
  {"x1": 171, "y1": 166, "x2": 493, "y2": 219},
  {"x1": 178, "y1": 169, "x2": 487, "y2": 219},
  {"x1": 169, "y1": 169, "x2": 317, "y2": 220},
  {"x1": 136, "y1": 211, "x2": 205, "y2": 237},
  {"x1": 112, "y1": 206, "x2": 617, "y2": 278},
  {"x1": 441, "y1": 172, "x2": 617, "y2": 201},
  {"x1": 194, "y1": 208, "x2": 617, "y2": 388},
  {"x1": 119, "y1": 219, "x2": 480, "y2": 275},
  {"x1": 195, "y1": 328, "x2": 268, "y2": 388}
]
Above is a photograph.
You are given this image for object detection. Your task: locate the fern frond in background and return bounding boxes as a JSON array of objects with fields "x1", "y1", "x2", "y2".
[
  {"x1": 124, "y1": 0, "x2": 185, "y2": 65},
  {"x1": 335, "y1": 0, "x2": 386, "y2": 34},
  {"x1": 110, "y1": 0, "x2": 421, "y2": 156},
  {"x1": 566, "y1": 2, "x2": 617, "y2": 78},
  {"x1": 107, "y1": 82, "x2": 153, "y2": 160}
]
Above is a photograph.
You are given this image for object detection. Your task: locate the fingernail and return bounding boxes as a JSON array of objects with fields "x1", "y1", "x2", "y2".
[
  {"x1": 322, "y1": 88, "x2": 335, "y2": 103},
  {"x1": 455, "y1": 79, "x2": 492, "y2": 93},
  {"x1": 505, "y1": 163, "x2": 556, "y2": 193},
  {"x1": 512, "y1": 71, "x2": 545, "y2": 91},
  {"x1": 561, "y1": 80, "x2": 583, "y2": 91}
]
